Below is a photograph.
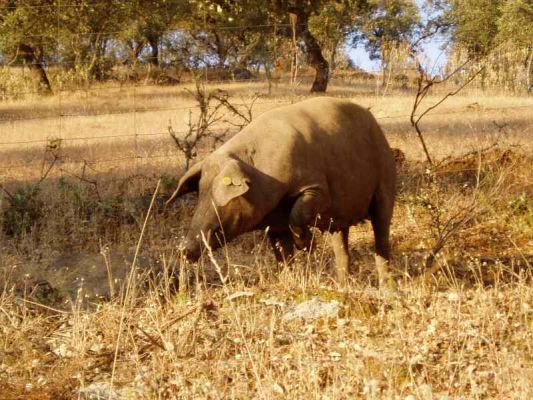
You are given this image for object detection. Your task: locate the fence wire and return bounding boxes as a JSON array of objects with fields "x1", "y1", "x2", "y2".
[
  {"x1": 0, "y1": 103, "x2": 530, "y2": 148},
  {"x1": 0, "y1": 99, "x2": 530, "y2": 174},
  {"x1": 0, "y1": 97, "x2": 299, "y2": 123}
]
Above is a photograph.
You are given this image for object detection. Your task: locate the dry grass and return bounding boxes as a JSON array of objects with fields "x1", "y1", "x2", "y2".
[
  {"x1": 0, "y1": 79, "x2": 532, "y2": 399},
  {"x1": 1, "y1": 78, "x2": 531, "y2": 179}
]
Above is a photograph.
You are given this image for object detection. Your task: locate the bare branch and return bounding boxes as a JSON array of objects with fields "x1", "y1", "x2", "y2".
[
  {"x1": 409, "y1": 53, "x2": 483, "y2": 166},
  {"x1": 415, "y1": 67, "x2": 485, "y2": 126},
  {"x1": 169, "y1": 78, "x2": 259, "y2": 171}
]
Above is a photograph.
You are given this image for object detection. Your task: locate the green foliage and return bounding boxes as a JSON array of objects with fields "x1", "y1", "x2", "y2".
[
  {"x1": 1, "y1": 186, "x2": 43, "y2": 236},
  {"x1": 57, "y1": 176, "x2": 96, "y2": 214},
  {"x1": 0, "y1": 1, "x2": 56, "y2": 52},
  {"x1": 308, "y1": 1, "x2": 366, "y2": 70},
  {"x1": 497, "y1": 0, "x2": 533, "y2": 47},
  {"x1": 160, "y1": 174, "x2": 179, "y2": 193},
  {"x1": 443, "y1": 0, "x2": 532, "y2": 91},
  {"x1": 508, "y1": 193, "x2": 532, "y2": 225},
  {"x1": 448, "y1": 0, "x2": 501, "y2": 57},
  {"x1": 0, "y1": 0, "x2": 529, "y2": 92},
  {"x1": 58, "y1": 1, "x2": 132, "y2": 81},
  {"x1": 57, "y1": 176, "x2": 135, "y2": 225},
  {"x1": 361, "y1": 0, "x2": 420, "y2": 61},
  {"x1": 32, "y1": 281, "x2": 62, "y2": 305}
]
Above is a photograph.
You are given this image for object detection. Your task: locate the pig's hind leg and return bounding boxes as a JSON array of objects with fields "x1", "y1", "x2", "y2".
[{"x1": 369, "y1": 186, "x2": 395, "y2": 289}]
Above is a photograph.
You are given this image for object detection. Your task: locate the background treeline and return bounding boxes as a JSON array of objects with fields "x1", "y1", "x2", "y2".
[{"x1": 0, "y1": 0, "x2": 531, "y2": 97}]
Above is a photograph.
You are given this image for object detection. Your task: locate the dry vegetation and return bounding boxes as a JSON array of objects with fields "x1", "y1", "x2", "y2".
[{"x1": 1, "y1": 78, "x2": 532, "y2": 399}]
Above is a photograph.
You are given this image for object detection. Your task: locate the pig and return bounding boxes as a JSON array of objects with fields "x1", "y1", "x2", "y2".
[{"x1": 167, "y1": 97, "x2": 396, "y2": 285}]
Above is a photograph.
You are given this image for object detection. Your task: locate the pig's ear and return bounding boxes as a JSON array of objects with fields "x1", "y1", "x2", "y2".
[
  {"x1": 212, "y1": 159, "x2": 250, "y2": 207},
  {"x1": 166, "y1": 161, "x2": 203, "y2": 204}
]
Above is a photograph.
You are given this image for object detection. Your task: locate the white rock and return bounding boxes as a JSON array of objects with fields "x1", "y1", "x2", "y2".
[
  {"x1": 79, "y1": 382, "x2": 120, "y2": 400},
  {"x1": 282, "y1": 298, "x2": 340, "y2": 321},
  {"x1": 272, "y1": 383, "x2": 284, "y2": 394},
  {"x1": 447, "y1": 291, "x2": 460, "y2": 302}
]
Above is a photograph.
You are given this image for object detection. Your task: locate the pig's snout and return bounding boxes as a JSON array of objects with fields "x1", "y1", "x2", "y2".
[
  {"x1": 180, "y1": 235, "x2": 201, "y2": 261},
  {"x1": 180, "y1": 228, "x2": 217, "y2": 261}
]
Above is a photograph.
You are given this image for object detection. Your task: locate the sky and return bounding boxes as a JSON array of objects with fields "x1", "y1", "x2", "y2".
[{"x1": 347, "y1": 39, "x2": 449, "y2": 73}]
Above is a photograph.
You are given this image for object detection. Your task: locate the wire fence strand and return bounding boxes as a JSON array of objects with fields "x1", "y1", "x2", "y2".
[
  {"x1": 0, "y1": 97, "x2": 297, "y2": 123},
  {"x1": 0, "y1": 103, "x2": 530, "y2": 148}
]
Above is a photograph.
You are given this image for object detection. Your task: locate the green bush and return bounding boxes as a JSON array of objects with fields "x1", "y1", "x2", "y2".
[{"x1": 1, "y1": 186, "x2": 43, "y2": 236}]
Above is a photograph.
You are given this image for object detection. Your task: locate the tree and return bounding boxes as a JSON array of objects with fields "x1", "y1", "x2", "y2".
[
  {"x1": 444, "y1": 0, "x2": 532, "y2": 91},
  {"x1": 286, "y1": 5, "x2": 330, "y2": 92},
  {"x1": 308, "y1": 1, "x2": 366, "y2": 73},
  {"x1": 201, "y1": 0, "x2": 365, "y2": 92},
  {"x1": 0, "y1": 0, "x2": 56, "y2": 94},
  {"x1": 359, "y1": 0, "x2": 420, "y2": 84},
  {"x1": 132, "y1": 0, "x2": 189, "y2": 67},
  {"x1": 185, "y1": 1, "x2": 277, "y2": 71},
  {"x1": 497, "y1": 0, "x2": 533, "y2": 92},
  {"x1": 59, "y1": 1, "x2": 131, "y2": 81},
  {"x1": 448, "y1": 0, "x2": 501, "y2": 58}
]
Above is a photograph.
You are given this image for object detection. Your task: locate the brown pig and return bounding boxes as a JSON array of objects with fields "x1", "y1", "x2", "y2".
[{"x1": 167, "y1": 97, "x2": 396, "y2": 285}]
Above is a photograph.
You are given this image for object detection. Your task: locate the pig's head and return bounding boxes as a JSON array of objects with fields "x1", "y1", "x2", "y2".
[{"x1": 167, "y1": 158, "x2": 256, "y2": 260}]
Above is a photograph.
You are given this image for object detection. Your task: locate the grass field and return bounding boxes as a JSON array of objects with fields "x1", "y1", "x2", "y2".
[{"x1": 1, "y1": 78, "x2": 532, "y2": 399}]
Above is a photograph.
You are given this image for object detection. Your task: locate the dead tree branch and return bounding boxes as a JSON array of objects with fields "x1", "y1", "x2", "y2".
[
  {"x1": 409, "y1": 58, "x2": 485, "y2": 165},
  {"x1": 169, "y1": 78, "x2": 259, "y2": 170},
  {"x1": 213, "y1": 91, "x2": 261, "y2": 130}
]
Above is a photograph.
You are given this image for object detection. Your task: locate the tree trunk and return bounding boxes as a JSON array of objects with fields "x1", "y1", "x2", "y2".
[
  {"x1": 213, "y1": 31, "x2": 227, "y2": 69},
  {"x1": 264, "y1": 62, "x2": 273, "y2": 95},
  {"x1": 330, "y1": 46, "x2": 337, "y2": 74},
  {"x1": 147, "y1": 35, "x2": 159, "y2": 66},
  {"x1": 526, "y1": 46, "x2": 532, "y2": 94},
  {"x1": 289, "y1": 7, "x2": 329, "y2": 93},
  {"x1": 18, "y1": 43, "x2": 52, "y2": 95},
  {"x1": 88, "y1": 39, "x2": 109, "y2": 81},
  {"x1": 126, "y1": 40, "x2": 146, "y2": 65}
]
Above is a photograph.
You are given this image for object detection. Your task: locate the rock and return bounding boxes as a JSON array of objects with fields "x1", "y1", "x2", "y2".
[
  {"x1": 282, "y1": 298, "x2": 340, "y2": 322},
  {"x1": 78, "y1": 382, "x2": 143, "y2": 400},
  {"x1": 79, "y1": 382, "x2": 120, "y2": 400}
]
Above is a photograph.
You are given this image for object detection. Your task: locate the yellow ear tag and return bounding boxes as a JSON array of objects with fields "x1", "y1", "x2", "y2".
[
  {"x1": 231, "y1": 177, "x2": 242, "y2": 186},
  {"x1": 222, "y1": 176, "x2": 232, "y2": 186}
]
